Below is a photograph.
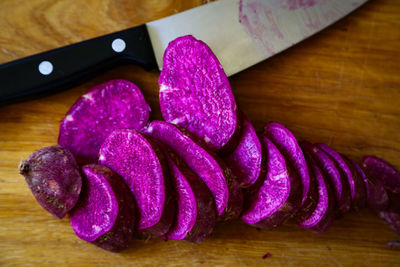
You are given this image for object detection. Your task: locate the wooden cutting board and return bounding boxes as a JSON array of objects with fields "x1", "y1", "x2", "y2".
[{"x1": 0, "y1": 0, "x2": 399, "y2": 266}]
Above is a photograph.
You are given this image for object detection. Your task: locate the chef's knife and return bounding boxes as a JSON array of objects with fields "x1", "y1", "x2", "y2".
[{"x1": 0, "y1": 0, "x2": 367, "y2": 103}]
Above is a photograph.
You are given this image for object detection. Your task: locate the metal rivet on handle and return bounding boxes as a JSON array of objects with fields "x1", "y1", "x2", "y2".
[
  {"x1": 38, "y1": 61, "x2": 53, "y2": 75},
  {"x1": 112, "y1": 38, "x2": 126, "y2": 53}
]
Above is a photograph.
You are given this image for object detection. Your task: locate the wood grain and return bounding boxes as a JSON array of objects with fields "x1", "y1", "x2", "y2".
[{"x1": 0, "y1": 0, "x2": 399, "y2": 266}]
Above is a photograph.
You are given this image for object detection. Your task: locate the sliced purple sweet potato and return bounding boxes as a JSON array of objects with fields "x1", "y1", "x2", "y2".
[
  {"x1": 350, "y1": 159, "x2": 390, "y2": 211},
  {"x1": 264, "y1": 122, "x2": 310, "y2": 207},
  {"x1": 294, "y1": 161, "x2": 318, "y2": 223},
  {"x1": 241, "y1": 137, "x2": 302, "y2": 228},
  {"x1": 297, "y1": 151, "x2": 335, "y2": 233},
  {"x1": 363, "y1": 156, "x2": 400, "y2": 213},
  {"x1": 59, "y1": 79, "x2": 150, "y2": 165},
  {"x1": 18, "y1": 145, "x2": 82, "y2": 219},
  {"x1": 162, "y1": 147, "x2": 216, "y2": 243},
  {"x1": 378, "y1": 209, "x2": 400, "y2": 235},
  {"x1": 144, "y1": 121, "x2": 243, "y2": 221},
  {"x1": 363, "y1": 156, "x2": 400, "y2": 194},
  {"x1": 359, "y1": 163, "x2": 390, "y2": 211},
  {"x1": 337, "y1": 156, "x2": 366, "y2": 210},
  {"x1": 349, "y1": 160, "x2": 371, "y2": 203},
  {"x1": 225, "y1": 116, "x2": 265, "y2": 188},
  {"x1": 99, "y1": 129, "x2": 175, "y2": 237},
  {"x1": 316, "y1": 144, "x2": 366, "y2": 210},
  {"x1": 69, "y1": 165, "x2": 135, "y2": 252},
  {"x1": 159, "y1": 35, "x2": 240, "y2": 153},
  {"x1": 300, "y1": 141, "x2": 351, "y2": 216}
]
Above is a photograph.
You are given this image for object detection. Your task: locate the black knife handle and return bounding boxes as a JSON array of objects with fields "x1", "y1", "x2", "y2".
[{"x1": 0, "y1": 24, "x2": 158, "y2": 103}]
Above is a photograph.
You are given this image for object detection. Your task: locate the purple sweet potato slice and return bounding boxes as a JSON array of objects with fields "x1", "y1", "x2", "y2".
[
  {"x1": 339, "y1": 155, "x2": 367, "y2": 210},
  {"x1": 18, "y1": 145, "x2": 82, "y2": 219},
  {"x1": 350, "y1": 160, "x2": 371, "y2": 203},
  {"x1": 350, "y1": 159, "x2": 389, "y2": 211},
  {"x1": 363, "y1": 156, "x2": 400, "y2": 212},
  {"x1": 378, "y1": 209, "x2": 400, "y2": 235},
  {"x1": 358, "y1": 163, "x2": 389, "y2": 211},
  {"x1": 294, "y1": 161, "x2": 318, "y2": 223},
  {"x1": 144, "y1": 121, "x2": 243, "y2": 220},
  {"x1": 264, "y1": 122, "x2": 310, "y2": 207},
  {"x1": 300, "y1": 141, "x2": 351, "y2": 216},
  {"x1": 363, "y1": 156, "x2": 400, "y2": 194},
  {"x1": 69, "y1": 165, "x2": 135, "y2": 252},
  {"x1": 241, "y1": 137, "x2": 302, "y2": 228},
  {"x1": 225, "y1": 116, "x2": 265, "y2": 188},
  {"x1": 159, "y1": 35, "x2": 239, "y2": 153},
  {"x1": 297, "y1": 151, "x2": 335, "y2": 233},
  {"x1": 59, "y1": 79, "x2": 150, "y2": 165},
  {"x1": 99, "y1": 129, "x2": 174, "y2": 237},
  {"x1": 162, "y1": 147, "x2": 216, "y2": 243},
  {"x1": 316, "y1": 143, "x2": 366, "y2": 210}
]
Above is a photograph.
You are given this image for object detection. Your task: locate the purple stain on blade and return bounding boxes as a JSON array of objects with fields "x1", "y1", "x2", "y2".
[
  {"x1": 281, "y1": 0, "x2": 320, "y2": 10},
  {"x1": 280, "y1": 0, "x2": 323, "y2": 29},
  {"x1": 239, "y1": 0, "x2": 284, "y2": 55}
]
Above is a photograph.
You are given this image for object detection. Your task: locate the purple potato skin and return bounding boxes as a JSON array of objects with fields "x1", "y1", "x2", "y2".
[
  {"x1": 59, "y1": 79, "x2": 150, "y2": 165},
  {"x1": 159, "y1": 35, "x2": 239, "y2": 153},
  {"x1": 241, "y1": 137, "x2": 302, "y2": 228},
  {"x1": 99, "y1": 129, "x2": 175, "y2": 238},
  {"x1": 162, "y1": 147, "x2": 216, "y2": 243},
  {"x1": 365, "y1": 174, "x2": 390, "y2": 212},
  {"x1": 300, "y1": 141, "x2": 351, "y2": 217},
  {"x1": 351, "y1": 160, "x2": 389, "y2": 211},
  {"x1": 69, "y1": 165, "x2": 135, "y2": 252},
  {"x1": 144, "y1": 121, "x2": 239, "y2": 219},
  {"x1": 363, "y1": 156, "x2": 400, "y2": 194},
  {"x1": 297, "y1": 151, "x2": 335, "y2": 233},
  {"x1": 363, "y1": 156, "x2": 400, "y2": 213},
  {"x1": 225, "y1": 115, "x2": 265, "y2": 188},
  {"x1": 19, "y1": 145, "x2": 82, "y2": 219},
  {"x1": 264, "y1": 122, "x2": 310, "y2": 207}
]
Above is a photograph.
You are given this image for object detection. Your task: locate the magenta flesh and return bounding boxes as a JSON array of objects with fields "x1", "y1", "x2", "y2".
[
  {"x1": 316, "y1": 144, "x2": 356, "y2": 199},
  {"x1": 297, "y1": 152, "x2": 335, "y2": 233},
  {"x1": 159, "y1": 35, "x2": 238, "y2": 152},
  {"x1": 264, "y1": 122, "x2": 309, "y2": 206},
  {"x1": 144, "y1": 121, "x2": 230, "y2": 217},
  {"x1": 163, "y1": 148, "x2": 216, "y2": 243},
  {"x1": 19, "y1": 145, "x2": 82, "y2": 219},
  {"x1": 99, "y1": 129, "x2": 174, "y2": 237},
  {"x1": 300, "y1": 141, "x2": 351, "y2": 216},
  {"x1": 69, "y1": 165, "x2": 135, "y2": 252},
  {"x1": 378, "y1": 209, "x2": 400, "y2": 235},
  {"x1": 316, "y1": 143, "x2": 366, "y2": 210},
  {"x1": 58, "y1": 79, "x2": 150, "y2": 165},
  {"x1": 225, "y1": 117, "x2": 264, "y2": 188},
  {"x1": 241, "y1": 137, "x2": 302, "y2": 228}
]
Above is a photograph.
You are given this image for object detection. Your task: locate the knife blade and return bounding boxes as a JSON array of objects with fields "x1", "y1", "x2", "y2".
[
  {"x1": 0, "y1": 0, "x2": 367, "y2": 103},
  {"x1": 148, "y1": 0, "x2": 368, "y2": 76}
]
